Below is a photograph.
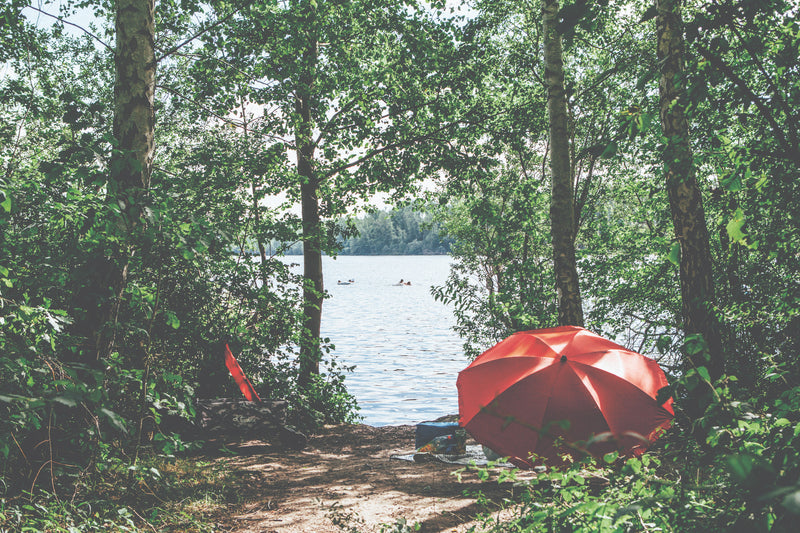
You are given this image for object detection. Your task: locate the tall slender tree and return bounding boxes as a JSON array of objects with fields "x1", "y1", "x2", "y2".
[
  {"x1": 192, "y1": 0, "x2": 461, "y2": 386},
  {"x1": 542, "y1": 0, "x2": 584, "y2": 327},
  {"x1": 294, "y1": 0, "x2": 323, "y2": 386},
  {"x1": 69, "y1": 0, "x2": 156, "y2": 360},
  {"x1": 107, "y1": 0, "x2": 157, "y2": 360},
  {"x1": 656, "y1": 0, "x2": 724, "y2": 382}
]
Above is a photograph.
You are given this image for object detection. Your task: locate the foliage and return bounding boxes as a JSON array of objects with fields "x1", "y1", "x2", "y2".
[
  {"x1": 275, "y1": 206, "x2": 452, "y2": 256},
  {"x1": 432, "y1": 164, "x2": 557, "y2": 358},
  {"x1": 337, "y1": 206, "x2": 452, "y2": 256},
  {"x1": 0, "y1": 454, "x2": 246, "y2": 532},
  {"x1": 250, "y1": 349, "x2": 362, "y2": 432},
  {"x1": 1, "y1": 0, "x2": 358, "y2": 514},
  {"x1": 457, "y1": 361, "x2": 800, "y2": 533},
  {"x1": 188, "y1": 0, "x2": 468, "y2": 382},
  {"x1": 4, "y1": 0, "x2": 800, "y2": 530},
  {"x1": 681, "y1": 0, "x2": 800, "y2": 390},
  {"x1": 432, "y1": 0, "x2": 645, "y2": 356},
  {"x1": 430, "y1": 1, "x2": 800, "y2": 531}
]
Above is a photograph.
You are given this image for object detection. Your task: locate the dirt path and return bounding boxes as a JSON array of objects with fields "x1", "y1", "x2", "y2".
[{"x1": 212, "y1": 423, "x2": 530, "y2": 532}]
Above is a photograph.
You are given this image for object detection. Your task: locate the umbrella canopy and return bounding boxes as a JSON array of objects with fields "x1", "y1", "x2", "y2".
[{"x1": 458, "y1": 326, "x2": 673, "y2": 468}]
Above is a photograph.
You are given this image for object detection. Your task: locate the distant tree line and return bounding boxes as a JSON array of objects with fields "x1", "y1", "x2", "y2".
[
  {"x1": 276, "y1": 207, "x2": 452, "y2": 255},
  {"x1": 341, "y1": 207, "x2": 452, "y2": 255}
]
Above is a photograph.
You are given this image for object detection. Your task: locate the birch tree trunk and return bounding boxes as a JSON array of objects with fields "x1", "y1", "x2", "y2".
[
  {"x1": 71, "y1": 0, "x2": 155, "y2": 360},
  {"x1": 656, "y1": 0, "x2": 724, "y2": 383},
  {"x1": 113, "y1": 0, "x2": 156, "y2": 196},
  {"x1": 296, "y1": 3, "x2": 323, "y2": 387},
  {"x1": 105, "y1": 0, "x2": 156, "y2": 358},
  {"x1": 543, "y1": 0, "x2": 584, "y2": 327}
]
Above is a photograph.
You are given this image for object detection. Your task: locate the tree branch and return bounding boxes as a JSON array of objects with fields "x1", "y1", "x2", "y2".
[
  {"x1": 323, "y1": 121, "x2": 460, "y2": 178},
  {"x1": 313, "y1": 95, "x2": 364, "y2": 147},
  {"x1": 713, "y1": 0, "x2": 800, "y2": 146},
  {"x1": 694, "y1": 42, "x2": 799, "y2": 162},
  {"x1": 24, "y1": 6, "x2": 113, "y2": 53},
  {"x1": 158, "y1": 84, "x2": 244, "y2": 129},
  {"x1": 156, "y1": 7, "x2": 243, "y2": 63}
]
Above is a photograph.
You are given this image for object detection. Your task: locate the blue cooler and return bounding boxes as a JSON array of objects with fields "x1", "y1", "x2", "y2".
[{"x1": 415, "y1": 422, "x2": 461, "y2": 449}]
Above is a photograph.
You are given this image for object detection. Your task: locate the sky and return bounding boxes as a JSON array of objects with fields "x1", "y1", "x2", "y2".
[
  {"x1": 23, "y1": 1, "x2": 104, "y2": 38},
  {"x1": 23, "y1": 0, "x2": 474, "y2": 34}
]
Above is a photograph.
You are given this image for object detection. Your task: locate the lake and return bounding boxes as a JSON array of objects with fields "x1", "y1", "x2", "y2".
[{"x1": 316, "y1": 255, "x2": 466, "y2": 426}]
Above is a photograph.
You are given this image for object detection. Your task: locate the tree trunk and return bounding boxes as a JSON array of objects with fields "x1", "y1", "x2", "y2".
[
  {"x1": 656, "y1": 0, "x2": 724, "y2": 383},
  {"x1": 543, "y1": 0, "x2": 584, "y2": 327},
  {"x1": 107, "y1": 0, "x2": 156, "y2": 357},
  {"x1": 114, "y1": 0, "x2": 156, "y2": 195},
  {"x1": 296, "y1": 8, "x2": 322, "y2": 388},
  {"x1": 242, "y1": 104, "x2": 270, "y2": 284},
  {"x1": 72, "y1": 0, "x2": 155, "y2": 360}
]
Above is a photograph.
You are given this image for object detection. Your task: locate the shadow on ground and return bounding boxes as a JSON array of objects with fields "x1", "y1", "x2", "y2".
[{"x1": 206, "y1": 423, "x2": 533, "y2": 533}]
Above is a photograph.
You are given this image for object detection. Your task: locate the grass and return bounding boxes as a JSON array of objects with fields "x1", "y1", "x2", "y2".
[{"x1": 0, "y1": 450, "x2": 246, "y2": 532}]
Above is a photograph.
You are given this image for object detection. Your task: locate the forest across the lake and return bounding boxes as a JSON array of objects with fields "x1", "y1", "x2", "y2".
[
  {"x1": 272, "y1": 206, "x2": 453, "y2": 256},
  {"x1": 2, "y1": 0, "x2": 799, "y2": 531}
]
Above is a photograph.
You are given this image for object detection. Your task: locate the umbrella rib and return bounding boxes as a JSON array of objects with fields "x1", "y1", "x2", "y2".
[
  {"x1": 531, "y1": 363, "x2": 569, "y2": 445},
  {"x1": 566, "y1": 361, "x2": 672, "y2": 438},
  {"x1": 564, "y1": 362, "x2": 618, "y2": 434},
  {"x1": 568, "y1": 358, "x2": 665, "y2": 402},
  {"x1": 458, "y1": 326, "x2": 673, "y2": 466},
  {"x1": 563, "y1": 362, "x2": 616, "y2": 434}
]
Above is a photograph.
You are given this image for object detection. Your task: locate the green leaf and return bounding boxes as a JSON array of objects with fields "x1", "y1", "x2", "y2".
[
  {"x1": 639, "y1": 112, "x2": 652, "y2": 132},
  {"x1": 697, "y1": 366, "x2": 711, "y2": 382},
  {"x1": 100, "y1": 407, "x2": 128, "y2": 434},
  {"x1": 656, "y1": 335, "x2": 672, "y2": 354},
  {"x1": 667, "y1": 241, "x2": 680, "y2": 266},
  {"x1": 625, "y1": 457, "x2": 642, "y2": 474},
  {"x1": 52, "y1": 394, "x2": 79, "y2": 407},
  {"x1": 720, "y1": 170, "x2": 742, "y2": 192},
  {"x1": 727, "y1": 454, "x2": 754, "y2": 481},
  {"x1": 754, "y1": 174, "x2": 768, "y2": 192},
  {"x1": 0, "y1": 393, "x2": 29, "y2": 403},
  {"x1": 684, "y1": 371, "x2": 700, "y2": 391},
  {"x1": 726, "y1": 208, "x2": 747, "y2": 244},
  {"x1": 600, "y1": 141, "x2": 617, "y2": 159}
]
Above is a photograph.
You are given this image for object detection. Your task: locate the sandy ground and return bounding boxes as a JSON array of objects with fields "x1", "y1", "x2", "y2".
[{"x1": 211, "y1": 423, "x2": 533, "y2": 533}]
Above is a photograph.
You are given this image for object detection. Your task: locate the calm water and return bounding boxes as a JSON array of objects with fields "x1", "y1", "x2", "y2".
[{"x1": 318, "y1": 255, "x2": 466, "y2": 426}]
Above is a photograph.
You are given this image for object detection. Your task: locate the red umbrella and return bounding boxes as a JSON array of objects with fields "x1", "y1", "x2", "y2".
[{"x1": 457, "y1": 326, "x2": 673, "y2": 468}]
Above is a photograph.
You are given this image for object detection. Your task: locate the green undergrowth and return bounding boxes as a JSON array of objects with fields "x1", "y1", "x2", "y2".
[
  {"x1": 450, "y1": 372, "x2": 800, "y2": 533},
  {"x1": 0, "y1": 452, "x2": 245, "y2": 532}
]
